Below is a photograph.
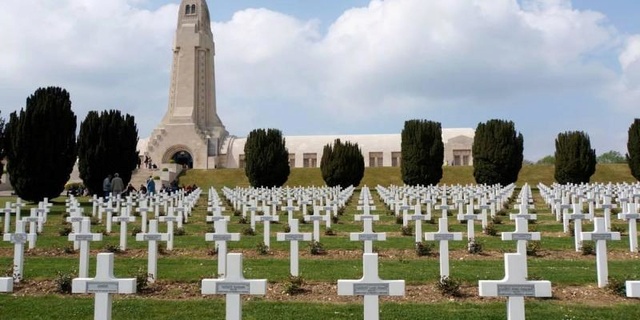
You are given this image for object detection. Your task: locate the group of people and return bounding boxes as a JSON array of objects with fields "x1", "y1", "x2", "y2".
[{"x1": 102, "y1": 174, "x2": 157, "y2": 197}]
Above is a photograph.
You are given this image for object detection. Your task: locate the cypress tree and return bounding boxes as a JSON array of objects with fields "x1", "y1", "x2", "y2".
[
  {"x1": 554, "y1": 131, "x2": 596, "y2": 184},
  {"x1": 78, "y1": 110, "x2": 139, "y2": 195},
  {"x1": 244, "y1": 128, "x2": 290, "y2": 187},
  {"x1": 6, "y1": 87, "x2": 77, "y2": 202},
  {"x1": 401, "y1": 120, "x2": 444, "y2": 186},
  {"x1": 320, "y1": 139, "x2": 365, "y2": 188},
  {"x1": 627, "y1": 119, "x2": 640, "y2": 180},
  {"x1": 472, "y1": 119, "x2": 524, "y2": 185}
]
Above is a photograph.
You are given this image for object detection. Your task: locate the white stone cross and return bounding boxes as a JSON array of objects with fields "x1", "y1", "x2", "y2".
[
  {"x1": 509, "y1": 203, "x2": 537, "y2": 222},
  {"x1": 3, "y1": 220, "x2": 34, "y2": 283},
  {"x1": 502, "y1": 218, "x2": 540, "y2": 255},
  {"x1": 398, "y1": 199, "x2": 412, "y2": 227},
  {"x1": 1, "y1": 202, "x2": 13, "y2": 234},
  {"x1": 407, "y1": 203, "x2": 431, "y2": 243},
  {"x1": 351, "y1": 213, "x2": 386, "y2": 254},
  {"x1": 356, "y1": 202, "x2": 376, "y2": 216},
  {"x1": 564, "y1": 203, "x2": 592, "y2": 251},
  {"x1": 11, "y1": 199, "x2": 25, "y2": 226},
  {"x1": 66, "y1": 206, "x2": 85, "y2": 250},
  {"x1": 23, "y1": 208, "x2": 43, "y2": 250},
  {"x1": 135, "y1": 199, "x2": 151, "y2": 233},
  {"x1": 103, "y1": 201, "x2": 117, "y2": 234},
  {"x1": 136, "y1": 219, "x2": 169, "y2": 283},
  {"x1": 256, "y1": 208, "x2": 279, "y2": 248},
  {"x1": 159, "y1": 207, "x2": 178, "y2": 250},
  {"x1": 458, "y1": 204, "x2": 482, "y2": 244},
  {"x1": 618, "y1": 202, "x2": 639, "y2": 253},
  {"x1": 304, "y1": 206, "x2": 329, "y2": 242},
  {"x1": 69, "y1": 218, "x2": 103, "y2": 278},
  {"x1": 627, "y1": 279, "x2": 640, "y2": 298},
  {"x1": 337, "y1": 253, "x2": 405, "y2": 320},
  {"x1": 580, "y1": 217, "x2": 621, "y2": 287},
  {"x1": 35, "y1": 203, "x2": 49, "y2": 233},
  {"x1": 0, "y1": 274, "x2": 11, "y2": 292},
  {"x1": 281, "y1": 199, "x2": 299, "y2": 222},
  {"x1": 205, "y1": 218, "x2": 240, "y2": 277},
  {"x1": 174, "y1": 203, "x2": 187, "y2": 228},
  {"x1": 201, "y1": 253, "x2": 267, "y2": 320},
  {"x1": 321, "y1": 204, "x2": 334, "y2": 229},
  {"x1": 435, "y1": 198, "x2": 451, "y2": 220},
  {"x1": 479, "y1": 253, "x2": 552, "y2": 320},
  {"x1": 601, "y1": 195, "x2": 616, "y2": 231},
  {"x1": 72, "y1": 253, "x2": 136, "y2": 320},
  {"x1": 112, "y1": 208, "x2": 136, "y2": 251},
  {"x1": 277, "y1": 219, "x2": 312, "y2": 276},
  {"x1": 425, "y1": 217, "x2": 463, "y2": 278}
]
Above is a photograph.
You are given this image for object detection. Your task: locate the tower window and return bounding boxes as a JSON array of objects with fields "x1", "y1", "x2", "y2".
[{"x1": 186, "y1": 4, "x2": 196, "y2": 15}]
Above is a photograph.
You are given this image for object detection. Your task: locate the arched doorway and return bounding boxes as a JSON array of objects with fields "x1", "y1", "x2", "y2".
[{"x1": 172, "y1": 151, "x2": 193, "y2": 169}]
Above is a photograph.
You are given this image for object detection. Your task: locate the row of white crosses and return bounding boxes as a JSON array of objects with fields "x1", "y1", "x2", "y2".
[{"x1": 539, "y1": 182, "x2": 640, "y2": 252}]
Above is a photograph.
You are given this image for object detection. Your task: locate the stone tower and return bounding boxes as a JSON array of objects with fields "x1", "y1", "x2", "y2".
[{"x1": 146, "y1": 0, "x2": 227, "y2": 169}]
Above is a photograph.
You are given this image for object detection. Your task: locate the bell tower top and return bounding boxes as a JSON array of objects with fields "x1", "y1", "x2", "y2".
[{"x1": 178, "y1": 0, "x2": 212, "y2": 34}]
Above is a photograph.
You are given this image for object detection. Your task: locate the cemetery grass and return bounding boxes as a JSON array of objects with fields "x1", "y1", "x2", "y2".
[
  {"x1": 179, "y1": 163, "x2": 635, "y2": 189},
  {"x1": 1, "y1": 295, "x2": 640, "y2": 320},
  {"x1": 2, "y1": 182, "x2": 640, "y2": 318}
]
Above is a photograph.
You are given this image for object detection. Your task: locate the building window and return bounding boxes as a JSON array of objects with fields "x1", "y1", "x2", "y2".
[
  {"x1": 391, "y1": 152, "x2": 401, "y2": 167},
  {"x1": 239, "y1": 154, "x2": 246, "y2": 169},
  {"x1": 369, "y1": 152, "x2": 383, "y2": 167},
  {"x1": 452, "y1": 149, "x2": 471, "y2": 166},
  {"x1": 303, "y1": 153, "x2": 317, "y2": 168},
  {"x1": 186, "y1": 4, "x2": 196, "y2": 15},
  {"x1": 288, "y1": 153, "x2": 296, "y2": 167}
]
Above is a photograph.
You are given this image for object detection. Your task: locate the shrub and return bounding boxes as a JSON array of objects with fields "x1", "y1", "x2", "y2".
[
  {"x1": 395, "y1": 215, "x2": 403, "y2": 225},
  {"x1": 324, "y1": 227, "x2": 336, "y2": 236},
  {"x1": 309, "y1": 241, "x2": 326, "y2": 255},
  {"x1": 63, "y1": 245, "x2": 75, "y2": 254},
  {"x1": 415, "y1": 241, "x2": 434, "y2": 257},
  {"x1": 283, "y1": 224, "x2": 291, "y2": 233},
  {"x1": 58, "y1": 226, "x2": 72, "y2": 236},
  {"x1": 238, "y1": 216, "x2": 248, "y2": 224},
  {"x1": 472, "y1": 119, "x2": 524, "y2": 185},
  {"x1": 130, "y1": 226, "x2": 142, "y2": 237},
  {"x1": 611, "y1": 225, "x2": 626, "y2": 235},
  {"x1": 256, "y1": 241, "x2": 269, "y2": 255},
  {"x1": 55, "y1": 269, "x2": 77, "y2": 294},
  {"x1": 135, "y1": 268, "x2": 151, "y2": 292},
  {"x1": 102, "y1": 244, "x2": 122, "y2": 254},
  {"x1": 581, "y1": 241, "x2": 595, "y2": 255},
  {"x1": 174, "y1": 227, "x2": 186, "y2": 236},
  {"x1": 244, "y1": 128, "x2": 290, "y2": 188},
  {"x1": 527, "y1": 241, "x2": 541, "y2": 256},
  {"x1": 554, "y1": 131, "x2": 596, "y2": 184},
  {"x1": 468, "y1": 238, "x2": 483, "y2": 254},
  {"x1": 436, "y1": 276, "x2": 462, "y2": 297},
  {"x1": 320, "y1": 139, "x2": 365, "y2": 188},
  {"x1": 606, "y1": 276, "x2": 628, "y2": 297},
  {"x1": 484, "y1": 222, "x2": 498, "y2": 236},
  {"x1": 242, "y1": 227, "x2": 256, "y2": 236},
  {"x1": 401, "y1": 226, "x2": 413, "y2": 236},
  {"x1": 491, "y1": 216, "x2": 502, "y2": 224},
  {"x1": 401, "y1": 120, "x2": 444, "y2": 186},
  {"x1": 284, "y1": 275, "x2": 305, "y2": 295}
]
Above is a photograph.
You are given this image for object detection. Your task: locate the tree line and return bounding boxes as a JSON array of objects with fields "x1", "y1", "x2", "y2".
[
  {"x1": 244, "y1": 119, "x2": 640, "y2": 188},
  {"x1": 0, "y1": 87, "x2": 139, "y2": 202}
]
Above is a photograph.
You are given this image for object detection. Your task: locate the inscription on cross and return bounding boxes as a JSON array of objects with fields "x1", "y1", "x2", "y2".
[
  {"x1": 337, "y1": 253, "x2": 405, "y2": 320},
  {"x1": 72, "y1": 253, "x2": 136, "y2": 320},
  {"x1": 479, "y1": 253, "x2": 552, "y2": 320},
  {"x1": 201, "y1": 253, "x2": 267, "y2": 320}
]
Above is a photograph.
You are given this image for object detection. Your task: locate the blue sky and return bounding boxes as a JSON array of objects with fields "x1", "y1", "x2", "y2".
[{"x1": 2, "y1": 0, "x2": 640, "y2": 161}]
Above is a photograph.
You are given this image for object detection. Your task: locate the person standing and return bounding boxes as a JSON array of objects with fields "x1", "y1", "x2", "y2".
[
  {"x1": 147, "y1": 176, "x2": 156, "y2": 195},
  {"x1": 103, "y1": 174, "x2": 112, "y2": 197},
  {"x1": 111, "y1": 173, "x2": 124, "y2": 196}
]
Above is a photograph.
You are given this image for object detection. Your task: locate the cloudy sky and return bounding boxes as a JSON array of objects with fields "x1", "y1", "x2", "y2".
[{"x1": 2, "y1": 0, "x2": 640, "y2": 161}]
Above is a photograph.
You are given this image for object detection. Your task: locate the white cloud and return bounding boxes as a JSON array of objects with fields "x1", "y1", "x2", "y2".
[{"x1": 0, "y1": 0, "x2": 636, "y2": 158}]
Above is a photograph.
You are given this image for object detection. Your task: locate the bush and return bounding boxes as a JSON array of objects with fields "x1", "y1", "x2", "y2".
[
  {"x1": 606, "y1": 276, "x2": 629, "y2": 297},
  {"x1": 238, "y1": 216, "x2": 248, "y2": 224},
  {"x1": 256, "y1": 241, "x2": 269, "y2": 255},
  {"x1": 554, "y1": 131, "x2": 596, "y2": 184},
  {"x1": 324, "y1": 227, "x2": 336, "y2": 236},
  {"x1": 102, "y1": 244, "x2": 122, "y2": 254},
  {"x1": 415, "y1": 241, "x2": 434, "y2": 257},
  {"x1": 58, "y1": 226, "x2": 73, "y2": 236},
  {"x1": 242, "y1": 227, "x2": 256, "y2": 236},
  {"x1": 401, "y1": 120, "x2": 444, "y2": 186},
  {"x1": 468, "y1": 239, "x2": 483, "y2": 254},
  {"x1": 283, "y1": 224, "x2": 291, "y2": 233},
  {"x1": 309, "y1": 241, "x2": 326, "y2": 255},
  {"x1": 581, "y1": 241, "x2": 595, "y2": 255},
  {"x1": 436, "y1": 276, "x2": 462, "y2": 297},
  {"x1": 527, "y1": 241, "x2": 541, "y2": 256},
  {"x1": 55, "y1": 269, "x2": 77, "y2": 294},
  {"x1": 401, "y1": 226, "x2": 413, "y2": 236},
  {"x1": 130, "y1": 226, "x2": 142, "y2": 237},
  {"x1": 320, "y1": 139, "x2": 365, "y2": 188},
  {"x1": 174, "y1": 227, "x2": 186, "y2": 236},
  {"x1": 484, "y1": 222, "x2": 498, "y2": 236},
  {"x1": 472, "y1": 119, "x2": 523, "y2": 185},
  {"x1": 284, "y1": 275, "x2": 305, "y2": 295},
  {"x1": 491, "y1": 216, "x2": 502, "y2": 224},
  {"x1": 135, "y1": 268, "x2": 151, "y2": 292}
]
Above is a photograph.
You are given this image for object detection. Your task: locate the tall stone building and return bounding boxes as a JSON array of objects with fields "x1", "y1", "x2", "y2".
[
  {"x1": 141, "y1": 0, "x2": 474, "y2": 169},
  {"x1": 146, "y1": 0, "x2": 228, "y2": 169}
]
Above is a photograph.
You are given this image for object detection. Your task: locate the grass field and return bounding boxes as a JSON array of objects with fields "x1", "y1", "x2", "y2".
[{"x1": 1, "y1": 165, "x2": 639, "y2": 319}]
